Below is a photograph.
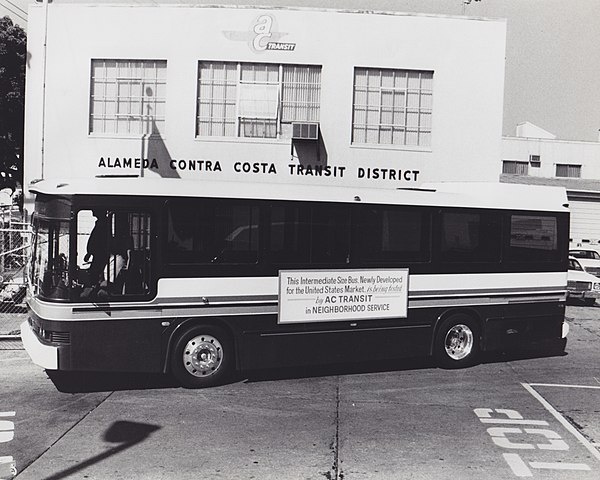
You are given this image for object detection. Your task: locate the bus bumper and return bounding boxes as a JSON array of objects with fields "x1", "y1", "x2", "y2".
[{"x1": 20, "y1": 320, "x2": 58, "y2": 370}]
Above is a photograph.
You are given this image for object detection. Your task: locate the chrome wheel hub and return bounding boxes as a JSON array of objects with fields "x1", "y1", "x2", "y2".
[
  {"x1": 183, "y1": 334, "x2": 223, "y2": 377},
  {"x1": 444, "y1": 324, "x2": 474, "y2": 361}
]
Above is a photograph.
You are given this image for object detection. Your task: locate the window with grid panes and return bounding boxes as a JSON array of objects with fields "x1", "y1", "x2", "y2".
[
  {"x1": 555, "y1": 164, "x2": 581, "y2": 178},
  {"x1": 502, "y1": 161, "x2": 529, "y2": 175},
  {"x1": 196, "y1": 62, "x2": 321, "y2": 138},
  {"x1": 352, "y1": 68, "x2": 433, "y2": 147},
  {"x1": 90, "y1": 60, "x2": 167, "y2": 135}
]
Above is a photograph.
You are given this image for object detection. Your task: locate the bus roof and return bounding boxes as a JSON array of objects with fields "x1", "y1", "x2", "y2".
[{"x1": 29, "y1": 178, "x2": 569, "y2": 213}]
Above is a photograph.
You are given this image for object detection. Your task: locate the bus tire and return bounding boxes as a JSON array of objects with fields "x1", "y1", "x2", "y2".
[
  {"x1": 434, "y1": 314, "x2": 480, "y2": 369},
  {"x1": 170, "y1": 324, "x2": 233, "y2": 388}
]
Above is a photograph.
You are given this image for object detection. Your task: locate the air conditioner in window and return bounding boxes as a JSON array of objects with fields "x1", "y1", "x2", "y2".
[{"x1": 292, "y1": 122, "x2": 319, "y2": 141}]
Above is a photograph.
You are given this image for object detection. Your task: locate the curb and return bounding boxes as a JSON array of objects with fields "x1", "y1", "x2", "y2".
[{"x1": 0, "y1": 335, "x2": 20, "y2": 339}]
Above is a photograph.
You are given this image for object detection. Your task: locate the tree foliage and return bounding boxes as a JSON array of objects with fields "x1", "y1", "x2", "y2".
[{"x1": 0, "y1": 16, "x2": 26, "y2": 190}]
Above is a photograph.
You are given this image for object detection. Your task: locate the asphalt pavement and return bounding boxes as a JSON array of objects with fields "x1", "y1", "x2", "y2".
[
  {"x1": 0, "y1": 310, "x2": 25, "y2": 355},
  {"x1": 0, "y1": 314, "x2": 22, "y2": 336},
  {"x1": 2, "y1": 303, "x2": 600, "y2": 479}
]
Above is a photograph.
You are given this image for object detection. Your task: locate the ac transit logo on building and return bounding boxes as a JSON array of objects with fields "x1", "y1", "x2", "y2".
[{"x1": 223, "y1": 14, "x2": 296, "y2": 53}]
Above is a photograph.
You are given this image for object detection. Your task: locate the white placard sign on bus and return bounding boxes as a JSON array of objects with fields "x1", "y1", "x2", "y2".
[{"x1": 278, "y1": 269, "x2": 409, "y2": 324}]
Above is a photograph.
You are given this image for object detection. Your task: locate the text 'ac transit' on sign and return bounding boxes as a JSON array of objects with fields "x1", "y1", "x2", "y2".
[{"x1": 278, "y1": 269, "x2": 409, "y2": 324}]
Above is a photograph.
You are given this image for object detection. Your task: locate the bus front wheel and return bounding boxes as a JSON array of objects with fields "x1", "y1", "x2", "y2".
[
  {"x1": 170, "y1": 324, "x2": 233, "y2": 388},
  {"x1": 434, "y1": 314, "x2": 480, "y2": 369}
]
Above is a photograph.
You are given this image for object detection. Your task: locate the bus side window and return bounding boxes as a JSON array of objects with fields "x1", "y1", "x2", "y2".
[
  {"x1": 357, "y1": 207, "x2": 430, "y2": 264},
  {"x1": 440, "y1": 211, "x2": 500, "y2": 263},
  {"x1": 269, "y1": 203, "x2": 310, "y2": 264},
  {"x1": 311, "y1": 204, "x2": 351, "y2": 264},
  {"x1": 166, "y1": 199, "x2": 259, "y2": 265},
  {"x1": 507, "y1": 214, "x2": 559, "y2": 262},
  {"x1": 212, "y1": 203, "x2": 259, "y2": 264}
]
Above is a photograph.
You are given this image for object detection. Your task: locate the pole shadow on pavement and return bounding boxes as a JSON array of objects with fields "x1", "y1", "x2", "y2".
[{"x1": 38, "y1": 421, "x2": 161, "y2": 480}]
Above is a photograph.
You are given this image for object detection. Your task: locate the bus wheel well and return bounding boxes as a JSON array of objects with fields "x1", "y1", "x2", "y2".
[
  {"x1": 433, "y1": 308, "x2": 482, "y2": 333},
  {"x1": 431, "y1": 309, "x2": 483, "y2": 367},
  {"x1": 163, "y1": 318, "x2": 236, "y2": 375}
]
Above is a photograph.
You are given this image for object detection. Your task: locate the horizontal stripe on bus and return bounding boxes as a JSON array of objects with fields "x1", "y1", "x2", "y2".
[
  {"x1": 152, "y1": 282, "x2": 566, "y2": 305},
  {"x1": 409, "y1": 285, "x2": 565, "y2": 298},
  {"x1": 32, "y1": 291, "x2": 566, "y2": 322},
  {"x1": 259, "y1": 324, "x2": 431, "y2": 337},
  {"x1": 146, "y1": 285, "x2": 566, "y2": 306},
  {"x1": 155, "y1": 273, "x2": 566, "y2": 300}
]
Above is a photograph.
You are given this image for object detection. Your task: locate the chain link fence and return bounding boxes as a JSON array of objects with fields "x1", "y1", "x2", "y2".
[{"x1": 0, "y1": 206, "x2": 29, "y2": 339}]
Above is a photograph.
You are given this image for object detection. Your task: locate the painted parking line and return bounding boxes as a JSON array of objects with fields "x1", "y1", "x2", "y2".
[
  {"x1": 523, "y1": 382, "x2": 600, "y2": 460},
  {"x1": 474, "y1": 383, "x2": 600, "y2": 478}
]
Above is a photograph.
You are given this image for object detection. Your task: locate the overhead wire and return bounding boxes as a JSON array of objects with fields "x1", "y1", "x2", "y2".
[
  {"x1": 0, "y1": 0, "x2": 27, "y2": 22},
  {"x1": 4, "y1": 0, "x2": 26, "y2": 16}
]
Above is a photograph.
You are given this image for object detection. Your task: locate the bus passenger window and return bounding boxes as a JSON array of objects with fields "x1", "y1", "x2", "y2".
[
  {"x1": 167, "y1": 206, "x2": 194, "y2": 252},
  {"x1": 311, "y1": 205, "x2": 350, "y2": 264},
  {"x1": 211, "y1": 204, "x2": 259, "y2": 263},
  {"x1": 440, "y1": 212, "x2": 500, "y2": 262},
  {"x1": 269, "y1": 204, "x2": 310, "y2": 264},
  {"x1": 508, "y1": 215, "x2": 558, "y2": 261},
  {"x1": 358, "y1": 207, "x2": 430, "y2": 263},
  {"x1": 167, "y1": 200, "x2": 259, "y2": 264}
]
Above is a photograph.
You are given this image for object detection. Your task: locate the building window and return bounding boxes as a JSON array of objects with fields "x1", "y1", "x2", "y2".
[
  {"x1": 556, "y1": 164, "x2": 581, "y2": 178},
  {"x1": 502, "y1": 161, "x2": 529, "y2": 175},
  {"x1": 529, "y1": 154, "x2": 541, "y2": 167},
  {"x1": 196, "y1": 62, "x2": 321, "y2": 139},
  {"x1": 352, "y1": 67, "x2": 433, "y2": 147},
  {"x1": 90, "y1": 59, "x2": 167, "y2": 135}
]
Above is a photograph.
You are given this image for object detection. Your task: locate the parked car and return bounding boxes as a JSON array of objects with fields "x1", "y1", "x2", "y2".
[
  {"x1": 569, "y1": 249, "x2": 600, "y2": 277},
  {"x1": 568, "y1": 256, "x2": 600, "y2": 305}
]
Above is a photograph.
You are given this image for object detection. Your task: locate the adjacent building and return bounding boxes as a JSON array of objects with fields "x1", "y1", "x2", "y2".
[
  {"x1": 501, "y1": 122, "x2": 600, "y2": 246},
  {"x1": 24, "y1": 3, "x2": 507, "y2": 212}
]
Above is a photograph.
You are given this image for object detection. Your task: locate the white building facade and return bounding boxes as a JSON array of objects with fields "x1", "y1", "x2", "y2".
[
  {"x1": 501, "y1": 122, "x2": 600, "y2": 245},
  {"x1": 24, "y1": 4, "x2": 507, "y2": 209}
]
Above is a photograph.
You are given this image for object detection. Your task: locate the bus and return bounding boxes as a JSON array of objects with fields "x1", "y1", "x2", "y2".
[{"x1": 21, "y1": 178, "x2": 570, "y2": 387}]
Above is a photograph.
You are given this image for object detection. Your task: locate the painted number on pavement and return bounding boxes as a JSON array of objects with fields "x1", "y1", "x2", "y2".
[
  {"x1": 474, "y1": 408, "x2": 590, "y2": 477},
  {"x1": 0, "y1": 411, "x2": 16, "y2": 478}
]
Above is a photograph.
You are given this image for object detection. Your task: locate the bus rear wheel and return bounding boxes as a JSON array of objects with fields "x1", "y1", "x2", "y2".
[
  {"x1": 170, "y1": 324, "x2": 233, "y2": 388},
  {"x1": 434, "y1": 314, "x2": 480, "y2": 369}
]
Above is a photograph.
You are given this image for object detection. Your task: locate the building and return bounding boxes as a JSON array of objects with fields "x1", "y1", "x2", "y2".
[
  {"x1": 501, "y1": 122, "x2": 600, "y2": 246},
  {"x1": 24, "y1": 3, "x2": 507, "y2": 212}
]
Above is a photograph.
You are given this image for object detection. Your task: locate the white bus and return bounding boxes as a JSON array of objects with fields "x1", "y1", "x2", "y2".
[{"x1": 21, "y1": 178, "x2": 570, "y2": 387}]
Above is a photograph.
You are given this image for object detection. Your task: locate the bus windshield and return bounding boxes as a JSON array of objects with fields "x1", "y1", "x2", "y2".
[{"x1": 30, "y1": 216, "x2": 71, "y2": 300}]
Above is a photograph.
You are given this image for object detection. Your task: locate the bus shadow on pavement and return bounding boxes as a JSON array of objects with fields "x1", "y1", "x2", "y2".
[
  {"x1": 46, "y1": 357, "x2": 438, "y2": 392},
  {"x1": 244, "y1": 356, "x2": 437, "y2": 384},
  {"x1": 45, "y1": 348, "x2": 567, "y2": 393},
  {"x1": 46, "y1": 370, "x2": 179, "y2": 393},
  {"x1": 482, "y1": 347, "x2": 568, "y2": 365},
  {"x1": 244, "y1": 348, "x2": 568, "y2": 384}
]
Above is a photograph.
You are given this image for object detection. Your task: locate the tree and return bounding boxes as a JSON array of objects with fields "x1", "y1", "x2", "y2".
[{"x1": 0, "y1": 16, "x2": 26, "y2": 191}]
